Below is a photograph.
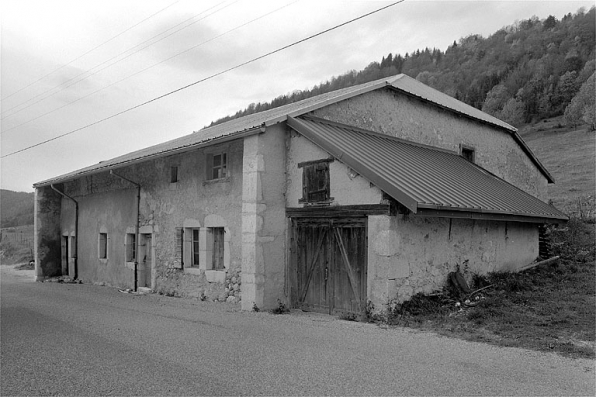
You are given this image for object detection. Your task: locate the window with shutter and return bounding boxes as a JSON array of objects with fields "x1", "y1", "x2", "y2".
[{"x1": 299, "y1": 159, "x2": 332, "y2": 204}]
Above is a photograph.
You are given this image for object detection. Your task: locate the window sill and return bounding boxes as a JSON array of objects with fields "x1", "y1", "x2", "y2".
[
  {"x1": 169, "y1": 182, "x2": 179, "y2": 190},
  {"x1": 205, "y1": 269, "x2": 226, "y2": 283},
  {"x1": 99, "y1": 258, "x2": 108, "y2": 265},
  {"x1": 183, "y1": 267, "x2": 202, "y2": 276},
  {"x1": 203, "y1": 177, "x2": 230, "y2": 186},
  {"x1": 299, "y1": 198, "x2": 335, "y2": 206},
  {"x1": 125, "y1": 261, "x2": 136, "y2": 270}
]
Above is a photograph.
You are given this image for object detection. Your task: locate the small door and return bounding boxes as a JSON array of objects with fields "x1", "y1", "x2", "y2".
[
  {"x1": 141, "y1": 234, "x2": 152, "y2": 288},
  {"x1": 291, "y1": 218, "x2": 367, "y2": 315}
]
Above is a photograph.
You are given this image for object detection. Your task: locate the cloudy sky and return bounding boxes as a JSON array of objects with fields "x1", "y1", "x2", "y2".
[{"x1": 1, "y1": 0, "x2": 593, "y2": 192}]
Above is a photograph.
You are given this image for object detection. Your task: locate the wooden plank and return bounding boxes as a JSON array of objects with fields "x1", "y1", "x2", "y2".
[
  {"x1": 333, "y1": 227, "x2": 361, "y2": 306},
  {"x1": 287, "y1": 204, "x2": 390, "y2": 218},
  {"x1": 299, "y1": 227, "x2": 328, "y2": 304}
]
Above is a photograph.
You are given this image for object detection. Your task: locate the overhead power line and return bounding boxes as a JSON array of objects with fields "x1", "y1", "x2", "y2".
[
  {"x1": 1, "y1": 0, "x2": 238, "y2": 119},
  {"x1": 1, "y1": 0, "x2": 300, "y2": 135},
  {"x1": 1, "y1": 0, "x2": 405, "y2": 159},
  {"x1": 0, "y1": 0, "x2": 180, "y2": 102}
]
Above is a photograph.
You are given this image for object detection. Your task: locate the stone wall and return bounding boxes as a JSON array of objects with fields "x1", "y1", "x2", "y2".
[
  {"x1": 34, "y1": 186, "x2": 62, "y2": 280},
  {"x1": 367, "y1": 215, "x2": 538, "y2": 308}
]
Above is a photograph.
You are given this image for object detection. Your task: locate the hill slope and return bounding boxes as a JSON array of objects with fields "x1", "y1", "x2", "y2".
[{"x1": 1, "y1": 190, "x2": 34, "y2": 228}]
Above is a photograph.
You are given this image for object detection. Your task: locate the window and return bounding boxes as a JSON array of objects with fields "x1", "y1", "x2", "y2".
[
  {"x1": 460, "y1": 145, "x2": 475, "y2": 163},
  {"x1": 207, "y1": 152, "x2": 228, "y2": 180},
  {"x1": 99, "y1": 233, "x2": 108, "y2": 259},
  {"x1": 299, "y1": 159, "x2": 333, "y2": 203},
  {"x1": 170, "y1": 166, "x2": 179, "y2": 183},
  {"x1": 125, "y1": 233, "x2": 136, "y2": 262},
  {"x1": 192, "y1": 229, "x2": 200, "y2": 267},
  {"x1": 208, "y1": 227, "x2": 225, "y2": 270}
]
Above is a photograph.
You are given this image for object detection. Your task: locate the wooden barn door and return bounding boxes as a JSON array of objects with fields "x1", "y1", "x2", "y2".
[{"x1": 292, "y1": 218, "x2": 367, "y2": 315}]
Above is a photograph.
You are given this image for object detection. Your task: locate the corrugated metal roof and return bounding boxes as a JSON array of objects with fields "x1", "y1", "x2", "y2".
[
  {"x1": 287, "y1": 116, "x2": 567, "y2": 222},
  {"x1": 35, "y1": 73, "x2": 552, "y2": 186}
]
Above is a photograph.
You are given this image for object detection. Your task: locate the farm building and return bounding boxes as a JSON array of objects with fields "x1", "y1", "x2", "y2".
[{"x1": 33, "y1": 74, "x2": 567, "y2": 315}]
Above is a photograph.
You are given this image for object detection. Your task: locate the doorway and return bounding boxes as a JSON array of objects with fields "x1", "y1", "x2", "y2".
[{"x1": 291, "y1": 217, "x2": 367, "y2": 315}]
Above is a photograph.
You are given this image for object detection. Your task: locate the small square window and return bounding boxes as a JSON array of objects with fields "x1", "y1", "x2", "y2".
[
  {"x1": 207, "y1": 152, "x2": 228, "y2": 180},
  {"x1": 99, "y1": 233, "x2": 108, "y2": 259},
  {"x1": 170, "y1": 166, "x2": 179, "y2": 183},
  {"x1": 460, "y1": 145, "x2": 475, "y2": 163}
]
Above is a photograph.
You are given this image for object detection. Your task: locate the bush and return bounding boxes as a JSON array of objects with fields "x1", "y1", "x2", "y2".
[{"x1": 548, "y1": 218, "x2": 596, "y2": 262}]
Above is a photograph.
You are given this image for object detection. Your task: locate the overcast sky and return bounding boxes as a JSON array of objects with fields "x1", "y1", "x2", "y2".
[{"x1": 1, "y1": 0, "x2": 593, "y2": 193}]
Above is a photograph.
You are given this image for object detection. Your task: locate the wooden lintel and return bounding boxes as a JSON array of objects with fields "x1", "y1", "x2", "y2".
[{"x1": 286, "y1": 204, "x2": 390, "y2": 218}]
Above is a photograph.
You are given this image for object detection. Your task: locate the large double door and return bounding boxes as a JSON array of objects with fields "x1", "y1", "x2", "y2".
[{"x1": 291, "y1": 218, "x2": 367, "y2": 315}]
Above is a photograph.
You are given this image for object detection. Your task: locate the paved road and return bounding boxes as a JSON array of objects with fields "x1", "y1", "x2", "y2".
[{"x1": 1, "y1": 265, "x2": 594, "y2": 396}]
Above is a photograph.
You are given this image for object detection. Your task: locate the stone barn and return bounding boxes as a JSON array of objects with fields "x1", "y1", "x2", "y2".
[{"x1": 34, "y1": 74, "x2": 567, "y2": 315}]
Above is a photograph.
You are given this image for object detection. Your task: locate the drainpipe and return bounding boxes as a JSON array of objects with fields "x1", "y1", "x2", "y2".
[
  {"x1": 110, "y1": 170, "x2": 141, "y2": 292},
  {"x1": 50, "y1": 184, "x2": 78, "y2": 280}
]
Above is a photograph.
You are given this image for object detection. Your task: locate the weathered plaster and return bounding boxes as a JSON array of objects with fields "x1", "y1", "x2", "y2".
[
  {"x1": 367, "y1": 215, "x2": 538, "y2": 308},
  {"x1": 285, "y1": 130, "x2": 382, "y2": 207},
  {"x1": 310, "y1": 89, "x2": 549, "y2": 200}
]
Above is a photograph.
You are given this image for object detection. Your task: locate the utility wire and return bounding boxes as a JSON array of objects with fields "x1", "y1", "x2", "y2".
[
  {"x1": 1, "y1": 0, "x2": 237, "y2": 118},
  {"x1": 2, "y1": 0, "x2": 404, "y2": 159},
  {"x1": 0, "y1": 0, "x2": 180, "y2": 102},
  {"x1": 1, "y1": 0, "x2": 300, "y2": 135}
]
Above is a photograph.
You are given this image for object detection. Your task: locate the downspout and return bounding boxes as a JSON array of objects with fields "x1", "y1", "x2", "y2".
[
  {"x1": 50, "y1": 184, "x2": 78, "y2": 280},
  {"x1": 110, "y1": 170, "x2": 141, "y2": 292}
]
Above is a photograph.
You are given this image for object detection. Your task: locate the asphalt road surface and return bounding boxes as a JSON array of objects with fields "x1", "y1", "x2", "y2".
[{"x1": 1, "y1": 264, "x2": 594, "y2": 396}]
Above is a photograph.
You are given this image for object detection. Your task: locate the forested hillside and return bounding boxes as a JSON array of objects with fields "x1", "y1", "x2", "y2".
[
  {"x1": 209, "y1": 7, "x2": 595, "y2": 129},
  {"x1": 1, "y1": 190, "x2": 34, "y2": 228}
]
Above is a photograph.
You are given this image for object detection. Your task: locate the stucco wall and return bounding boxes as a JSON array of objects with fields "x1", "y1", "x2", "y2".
[
  {"x1": 367, "y1": 215, "x2": 538, "y2": 308},
  {"x1": 61, "y1": 139, "x2": 245, "y2": 300},
  {"x1": 310, "y1": 89, "x2": 549, "y2": 200},
  {"x1": 285, "y1": 130, "x2": 382, "y2": 207},
  {"x1": 74, "y1": 188, "x2": 137, "y2": 288}
]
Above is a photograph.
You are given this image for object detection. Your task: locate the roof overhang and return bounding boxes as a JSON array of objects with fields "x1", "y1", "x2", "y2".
[
  {"x1": 287, "y1": 116, "x2": 567, "y2": 224},
  {"x1": 34, "y1": 127, "x2": 263, "y2": 188}
]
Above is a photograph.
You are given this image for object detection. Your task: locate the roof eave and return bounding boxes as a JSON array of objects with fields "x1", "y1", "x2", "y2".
[{"x1": 34, "y1": 127, "x2": 263, "y2": 188}]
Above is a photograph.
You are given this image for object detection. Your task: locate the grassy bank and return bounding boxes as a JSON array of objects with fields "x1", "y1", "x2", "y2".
[{"x1": 378, "y1": 219, "x2": 595, "y2": 359}]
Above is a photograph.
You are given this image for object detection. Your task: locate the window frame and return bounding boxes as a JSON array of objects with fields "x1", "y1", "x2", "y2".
[
  {"x1": 298, "y1": 158, "x2": 334, "y2": 204},
  {"x1": 206, "y1": 151, "x2": 228, "y2": 181},
  {"x1": 98, "y1": 232, "x2": 108, "y2": 259},
  {"x1": 125, "y1": 233, "x2": 136, "y2": 263},
  {"x1": 170, "y1": 165, "x2": 179, "y2": 183}
]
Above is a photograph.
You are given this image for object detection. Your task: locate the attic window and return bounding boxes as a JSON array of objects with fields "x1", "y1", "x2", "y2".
[
  {"x1": 170, "y1": 166, "x2": 179, "y2": 183},
  {"x1": 298, "y1": 159, "x2": 333, "y2": 204},
  {"x1": 460, "y1": 145, "x2": 475, "y2": 163}
]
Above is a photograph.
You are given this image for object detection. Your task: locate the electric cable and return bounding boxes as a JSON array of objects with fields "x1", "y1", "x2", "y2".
[
  {"x1": 1, "y1": 0, "x2": 238, "y2": 118},
  {"x1": 1, "y1": 0, "x2": 180, "y2": 102},
  {"x1": 1, "y1": 0, "x2": 300, "y2": 135},
  {"x1": 1, "y1": 0, "x2": 404, "y2": 159}
]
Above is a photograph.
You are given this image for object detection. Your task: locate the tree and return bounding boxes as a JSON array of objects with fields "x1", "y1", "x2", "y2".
[
  {"x1": 500, "y1": 98, "x2": 526, "y2": 126},
  {"x1": 482, "y1": 84, "x2": 510, "y2": 117},
  {"x1": 564, "y1": 72, "x2": 595, "y2": 129},
  {"x1": 543, "y1": 15, "x2": 557, "y2": 30}
]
